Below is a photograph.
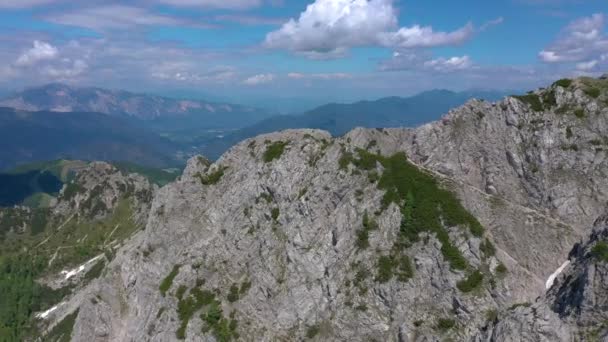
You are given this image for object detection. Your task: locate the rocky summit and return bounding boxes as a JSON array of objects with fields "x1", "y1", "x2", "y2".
[{"x1": 6, "y1": 76, "x2": 608, "y2": 341}]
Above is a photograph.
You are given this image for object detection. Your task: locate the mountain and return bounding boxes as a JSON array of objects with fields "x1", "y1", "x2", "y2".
[
  {"x1": 0, "y1": 83, "x2": 276, "y2": 134},
  {"x1": 2, "y1": 76, "x2": 608, "y2": 341},
  {"x1": 0, "y1": 107, "x2": 180, "y2": 170},
  {"x1": 0, "y1": 160, "x2": 179, "y2": 208},
  {"x1": 197, "y1": 89, "x2": 507, "y2": 159}
]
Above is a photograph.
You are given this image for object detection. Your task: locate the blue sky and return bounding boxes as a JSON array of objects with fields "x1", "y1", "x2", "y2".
[{"x1": 0, "y1": 0, "x2": 606, "y2": 104}]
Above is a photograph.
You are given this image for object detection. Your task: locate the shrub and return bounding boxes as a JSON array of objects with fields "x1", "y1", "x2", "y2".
[
  {"x1": 338, "y1": 151, "x2": 354, "y2": 170},
  {"x1": 566, "y1": 127, "x2": 573, "y2": 139},
  {"x1": 584, "y1": 87, "x2": 601, "y2": 98},
  {"x1": 496, "y1": 263, "x2": 508, "y2": 275},
  {"x1": 306, "y1": 324, "x2": 320, "y2": 339},
  {"x1": 376, "y1": 255, "x2": 395, "y2": 283},
  {"x1": 480, "y1": 238, "x2": 496, "y2": 258},
  {"x1": 356, "y1": 211, "x2": 378, "y2": 250},
  {"x1": 176, "y1": 285, "x2": 187, "y2": 300},
  {"x1": 271, "y1": 208, "x2": 280, "y2": 221},
  {"x1": 196, "y1": 167, "x2": 227, "y2": 186},
  {"x1": 263, "y1": 141, "x2": 288, "y2": 163},
  {"x1": 574, "y1": 108, "x2": 586, "y2": 118},
  {"x1": 349, "y1": 151, "x2": 480, "y2": 270},
  {"x1": 435, "y1": 318, "x2": 456, "y2": 331},
  {"x1": 239, "y1": 280, "x2": 251, "y2": 295},
  {"x1": 176, "y1": 288, "x2": 216, "y2": 339},
  {"x1": 592, "y1": 242, "x2": 608, "y2": 262},
  {"x1": 227, "y1": 284, "x2": 240, "y2": 303},
  {"x1": 542, "y1": 90, "x2": 557, "y2": 109},
  {"x1": 514, "y1": 94, "x2": 543, "y2": 112},
  {"x1": 159, "y1": 265, "x2": 180, "y2": 297},
  {"x1": 554, "y1": 78, "x2": 572, "y2": 88},
  {"x1": 457, "y1": 270, "x2": 484, "y2": 293}
]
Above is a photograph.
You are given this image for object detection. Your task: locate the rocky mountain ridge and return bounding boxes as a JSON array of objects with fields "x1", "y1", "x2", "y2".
[{"x1": 6, "y1": 75, "x2": 608, "y2": 341}]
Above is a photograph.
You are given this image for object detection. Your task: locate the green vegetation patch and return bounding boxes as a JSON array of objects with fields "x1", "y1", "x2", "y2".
[
  {"x1": 584, "y1": 87, "x2": 601, "y2": 99},
  {"x1": 591, "y1": 242, "x2": 608, "y2": 262},
  {"x1": 263, "y1": 141, "x2": 289, "y2": 163},
  {"x1": 375, "y1": 254, "x2": 413, "y2": 283},
  {"x1": 355, "y1": 211, "x2": 378, "y2": 250},
  {"x1": 0, "y1": 254, "x2": 73, "y2": 341},
  {"x1": 271, "y1": 207, "x2": 280, "y2": 222},
  {"x1": 513, "y1": 94, "x2": 543, "y2": 112},
  {"x1": 159, "y1": 265, "x2": 180, "y2": 297},
  {"x1": 496, "y1": 262, "x2": 508, "y2": 275},
  {"x1": 196, "y1": 166, "x2": 227, "y2": 186},
  {"x1": 349, "y1": 150, "x2": 483, "y2": 270},
  {"x1": 44, "y1": 309, "x2": 79, "y2": 342},
  {"x1": 200, "y1": 299, "x2": 239, "y2": 341},
  {"x1": 435, "y1": 318, "x2": 456, "y2": 332},
  {"x1": 574, "y1": 108, "x2": 586, "y2": 118},
  {"x1": 480, "y1": 238, "x2": 496, "y2": 258},
  {"x1": 554, "y1": 79, "x2": 573, "y2": 88},
  {"x1": 456, "y1": 270, "x2": 484, "y2": 293},
  {"x1": 306, "y1": 324, "x2": 320, "y2": 339},
  {"x1": 176, "y1": 288, "x2": 216, "y2": 339}
]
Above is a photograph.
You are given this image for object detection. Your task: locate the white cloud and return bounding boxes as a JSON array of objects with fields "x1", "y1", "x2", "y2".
[
  {"x1": 157, "y1": 0, "x2": 262, "y2": 9},
  {"x1": 423, "y1": 56, "x2": 473, "y2": 72},
  {"x1": 15, "y1": 40, "x2": 58, "y2": 67},
  {"x1": 380, "y1": 51, "x2": 473, "y2": 73},
  {"x1": 264, "y1": 0, "x2": 477, "y2": 58},
  {"x1": 379, "y1": 23, "x2": 474, "y2": 48},
  {"x1": 539, "y1": 13, "x2": 608, "y2": 63},
  {"x1": 43, "y1": 59, "x2": 88, "y2": 79},
  {"x1": 0, "y1": 0, "x2": 56, "y2": 8},
  {"x1": 576, "y1": 60, "x2": 598, "y2": 71},
  {"x1": 44, "y1": 5, "x2": 202, "y2": 31},
  {"x1": 287, "y1": 72, "x2": 351, "y2": 80},
  {"x1": 243, "y1": 73, "x2": 275, "y2": 85}
]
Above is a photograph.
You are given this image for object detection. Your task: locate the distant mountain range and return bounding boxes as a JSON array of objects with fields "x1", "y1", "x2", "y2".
[
  {"x1": 197, "y1": 89, "x2": 508, "y2": 159},
  {"x1": 0, "y1": 83, "x2": 276, "y2": 129},
  {"x1": 0, "y1": 84, "x2": 509, "y2": 167},
  {"x1": 0, "y1": 107, "x2": 179, "y2": 170}
]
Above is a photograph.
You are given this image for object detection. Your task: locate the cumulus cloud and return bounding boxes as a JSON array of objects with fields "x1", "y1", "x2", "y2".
[
  {"x1": 423, "y1": 56, "x2": 473, "y2": 72},
  {"x1": 243, "y1": 73, "x2": 275, "y2": 85},
  {"x1": 380, "y1": 50, "x2": 473, "y2": 73},
  {"x1": 264, "y1": 0, "x2": 479, "y2": 58},
  {"x1": 15, "y1": 40, "x2": 59, "y2": 66},
  {"x1": 539, "y1": 13, "x2": 608, "y2": 67}
]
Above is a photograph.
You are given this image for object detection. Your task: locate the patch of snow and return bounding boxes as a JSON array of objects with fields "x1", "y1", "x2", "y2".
[
  {"x1": 545, "y1": 260, "x2": 570, "y2": 290},
  {"x1": 60, "y1": 254, "x2": 104, "y2": 281},
  {"x1": 36, "y1": 302, "x2": 63, "y2": 319}
]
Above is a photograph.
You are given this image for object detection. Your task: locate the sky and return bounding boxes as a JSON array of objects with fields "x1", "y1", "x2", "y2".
[{"x1": 0, "y1": 0, "x2": 606, "y2": 104}]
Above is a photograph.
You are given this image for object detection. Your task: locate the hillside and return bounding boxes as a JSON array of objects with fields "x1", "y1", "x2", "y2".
[{"x1": 0, "y1": 107, "x2": 180, "y2": 170}]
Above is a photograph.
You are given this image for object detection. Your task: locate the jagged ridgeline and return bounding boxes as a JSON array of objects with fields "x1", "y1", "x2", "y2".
[
  {"x1": 3, "y1": 75, "x2": 608, "y2": 341},
  {"x1": 0, "y1": 162, "x2": 156, "y2": 341}
]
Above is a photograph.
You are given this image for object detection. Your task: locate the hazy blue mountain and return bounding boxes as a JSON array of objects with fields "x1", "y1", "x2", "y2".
[
  {"x1": 0, "y1": 83, "x2": 276, "y2": 129},
  {"x1": 196, "y1": 89, "x2": 508, "y2": 159},
  {"x1": 0, "y1": 107, "x2": 180, "y2": 170}
]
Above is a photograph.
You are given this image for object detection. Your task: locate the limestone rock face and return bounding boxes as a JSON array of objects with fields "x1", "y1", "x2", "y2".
[
  {"x1": 64, "y1": 77, "x2": 608, "y2": 341},
  {"x1": 478, "y1": 214, "x2": 608, "y2": 341}
]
